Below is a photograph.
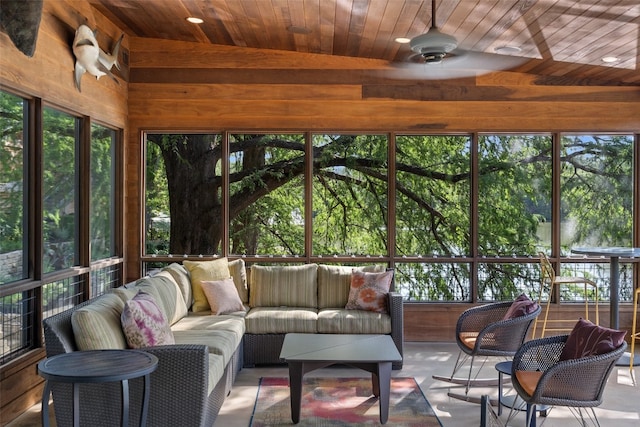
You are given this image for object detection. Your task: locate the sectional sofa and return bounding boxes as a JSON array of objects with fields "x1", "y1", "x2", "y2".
[{"x1": 42, "y1": 259, "x2": 404, "y2": 427}]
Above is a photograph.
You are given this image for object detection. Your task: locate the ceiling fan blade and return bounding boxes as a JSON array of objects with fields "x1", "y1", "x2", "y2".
[
  {"x1": 385, "y1": 48, "x2": 527, "y2": 80},
  {"x1": 383, "y1": 62, "x2": 482, "y2": 80},
  {"x1": 442, "y1": 49, "x2": 528, "y2": 70}
]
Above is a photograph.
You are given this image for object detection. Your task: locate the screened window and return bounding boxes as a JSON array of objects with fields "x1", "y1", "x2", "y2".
[
  {"x1": 140, "y1": 132, "x2": 638, "y2": 303},
  {"x1": 0, "y1": 91, "x2": 26, "y2": 284},
  {"x1": 145, "y1": 134, "x2": 223, "y2": 255},
  {"x1": 560, "y1": 135, "x2": 633, "y2": 250},
  {"x1": 230, "y1": 134, "x2": 305, "y2": 256},
  {"x1": 312, "y1": 134, "x2": 388, "y2": 256},
  {"x1": 0, "y1": 96, "x2": 124, "y2": 365},
  {"x1": 560, "y1": 134, "x2": 634, "y2": 300},
  {"x1": 91, "y1": 124, "x2": 116, "y2": 260},
  {"x1": 395, "y1": 135, "x2": 471, "y2": 256},
  {"x1": 478, "y1": 135, "x2": 552, "y2": 256}
]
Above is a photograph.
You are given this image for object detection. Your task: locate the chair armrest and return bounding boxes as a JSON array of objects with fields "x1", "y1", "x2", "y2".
[
  {"x1": 512, "y1": 334, "x2": 567, "y2": 372},
  {"x1": 457, "y1": 302, "x2": 512, "y2": 333},
  {"x1": 476, "y1": 305, "x2": 541, "y2": 353}
]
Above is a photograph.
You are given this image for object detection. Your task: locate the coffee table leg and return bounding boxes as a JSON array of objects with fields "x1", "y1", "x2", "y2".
[
  {"x1": 289, "y1": 362, "x2": 303, "y2": 424},
  {"x1": 377, "y1": 362, "x2": 392, "y2": 424}
]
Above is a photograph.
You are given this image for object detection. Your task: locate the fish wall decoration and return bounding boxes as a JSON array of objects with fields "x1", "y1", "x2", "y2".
[{"x1": 72, "y1": 24, "x2": 123, "y2": 92}]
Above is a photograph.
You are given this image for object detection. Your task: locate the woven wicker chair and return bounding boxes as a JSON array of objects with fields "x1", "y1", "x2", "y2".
[
  {"x1": 433, "y1": 301, "x2": 541, "y2": 394},
  {"x1": 508, "y1": 334, "x2": 626, "y2": 427}
]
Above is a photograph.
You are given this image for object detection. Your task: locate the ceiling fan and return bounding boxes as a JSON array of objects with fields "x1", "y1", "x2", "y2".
[{"x1": 387, "y1": 0, "x2": 526, "y2": 80}]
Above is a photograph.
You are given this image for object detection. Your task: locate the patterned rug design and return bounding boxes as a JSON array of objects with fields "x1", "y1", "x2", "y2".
[{"x1": 249, "y1": 376, "x2": 442, "y2": 426}]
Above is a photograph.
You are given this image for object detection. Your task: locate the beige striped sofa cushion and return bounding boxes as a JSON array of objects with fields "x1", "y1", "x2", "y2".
[
  {"x1": 244, "y1": 307, "x2": 318, "y2": 334},
  {"x1": 317, "y1": 264, "x2": 385, "y2": 309},
  {"x1": 317, "y1": 309, "x2": 392, "y2": 334},
  {"x1": 249, "y1": 264, "x2": 318, "y2": 308}
]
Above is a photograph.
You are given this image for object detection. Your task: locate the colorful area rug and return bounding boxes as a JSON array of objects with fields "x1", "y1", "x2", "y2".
[{"x1": 249, "y1": 376, "x2": 442, "y2": 426}]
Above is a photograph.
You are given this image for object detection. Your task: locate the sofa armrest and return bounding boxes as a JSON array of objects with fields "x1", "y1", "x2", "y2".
[
  {"x1": 142, "y1": 344, "x2": 210, "y2": 427},
  {"x1": 388, "y1": 292, "x2": 404, "y2": 368}
]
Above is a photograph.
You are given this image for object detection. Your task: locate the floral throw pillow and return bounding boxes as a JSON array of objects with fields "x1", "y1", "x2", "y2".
[
  {"x1": 345, "y1": 270, "x2": 393, "y2": 314},
  {"x1": 121, "y1": 291, "x2": 175, "y2": 348},
  {"x1": 201, "y1": 278, "x2": 246, "y2": 315},
  {"x1": 559, "y1": 318, "x2": 626, "y2": 361}
]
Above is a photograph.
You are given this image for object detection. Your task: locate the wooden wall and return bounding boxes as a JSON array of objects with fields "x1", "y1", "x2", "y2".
[{"x1": 0, "y1": 0, "x2": 127, "y2": 423}]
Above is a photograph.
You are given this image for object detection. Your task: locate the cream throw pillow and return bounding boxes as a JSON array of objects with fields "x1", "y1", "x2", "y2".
[
  {"x1": 201, "y1": 278, "x2": 246, "y2": 315},
  {"x1": 183, "y1": 258, "x2": 231, "y2": 312}
]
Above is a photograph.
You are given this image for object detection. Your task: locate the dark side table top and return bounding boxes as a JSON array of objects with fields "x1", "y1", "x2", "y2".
[{"x1": 38, "y1": 349, "x2": 158, "y2": 383}]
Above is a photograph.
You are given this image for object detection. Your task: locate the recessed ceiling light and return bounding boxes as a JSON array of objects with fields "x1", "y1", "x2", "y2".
[
  {"x1": 494, "y1": 45, "x2": 522, "y2": 55},
  {"x1": 601, "y1": 56, "x2": 619, "y2": 63},
  {"x1": 186, "y1": 17, "x2": 204, "y2": 24},
  {"x1": 395, "y1": 37, "x2": 411, "y2": 44}
]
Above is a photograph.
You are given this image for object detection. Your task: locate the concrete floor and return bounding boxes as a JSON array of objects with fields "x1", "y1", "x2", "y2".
[{"x1": 9, "y1": 342, "x2": 640, "y2": 426}]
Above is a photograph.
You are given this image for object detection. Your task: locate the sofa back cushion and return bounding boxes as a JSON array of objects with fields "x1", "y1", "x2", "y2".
[
  {"x1": 229, "y1": 258, "x2": 249, "y2": 304},
  {"x1": 317, "y1": 264, "x2": 385, "y2": 309},
  {"x1": 134, "y1": 271, "x2": 188, "y2": 325},
  {"x1": 162, "y1": 263, "x2": 193, "y2": 309},
  {"x1": 183, "y1": 258, "x2": 231, "y2": 312},
  {"x1": 71, "y1": 293, "x2": 128, "y2": 350},
  {"x1": 250, "y1": 264, "x2": 318, "y2": 308}
]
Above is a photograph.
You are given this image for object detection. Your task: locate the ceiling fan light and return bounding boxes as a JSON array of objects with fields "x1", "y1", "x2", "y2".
[
  {"x1": 601, "y1": 56, "x2": 619, "y2": 63},
  {"x1": 410, "y1": 29, "x2": 458, "y2": 55},
  {"x1": 421, "y1": 52, "x2": 446, "y2": 64},
  {"x1": 186, "y1": 17, "x2": 204, "y2": 24}
]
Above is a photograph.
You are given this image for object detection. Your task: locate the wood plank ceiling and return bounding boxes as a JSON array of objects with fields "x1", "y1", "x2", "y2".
[{"x1": 90, "y1": 0, "x2": 640, "y2": 85}]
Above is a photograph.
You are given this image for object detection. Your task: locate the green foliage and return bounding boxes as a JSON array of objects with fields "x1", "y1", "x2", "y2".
[
  {"x1": 561, "y1": 135, "x2": 633, "y2": 249},
  {"x1": 90, "y1": 124, "x2": 115, "y2": 260},
  {"x1": 0, "y1": 91, "x2": 25, "y2": 259},
  {"x1": 42, "y1": 107, "x2": 78, "y2": 273}
]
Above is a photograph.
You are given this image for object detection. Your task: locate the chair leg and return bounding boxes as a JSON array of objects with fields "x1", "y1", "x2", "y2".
[
  {"x1": 526, "y1": 403, "x2": 537, "y2": 427},
  {"x1": 540, "y1": 291, "x2": 554, "y2": 338},
  {"x1": 449, "y1": 351, "x2": 469, "y2": 380},
  {"x1": 569, "y1": 407, "x2": 600, "y2": 427}
]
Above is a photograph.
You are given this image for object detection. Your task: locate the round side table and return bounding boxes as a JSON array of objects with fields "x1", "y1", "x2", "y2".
[{"x1": 38, "y1": 349, "x2": 158, "y2": 427}]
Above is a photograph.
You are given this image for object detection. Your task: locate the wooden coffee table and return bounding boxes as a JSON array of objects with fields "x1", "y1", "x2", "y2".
[{"x1": 279, "y1": 333, "x2": 402, "y2": 424}]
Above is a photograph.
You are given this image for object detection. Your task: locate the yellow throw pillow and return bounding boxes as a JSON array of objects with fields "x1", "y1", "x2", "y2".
[{"x1": 183, "y1": 258, "x2": 231, "y2": 312}]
